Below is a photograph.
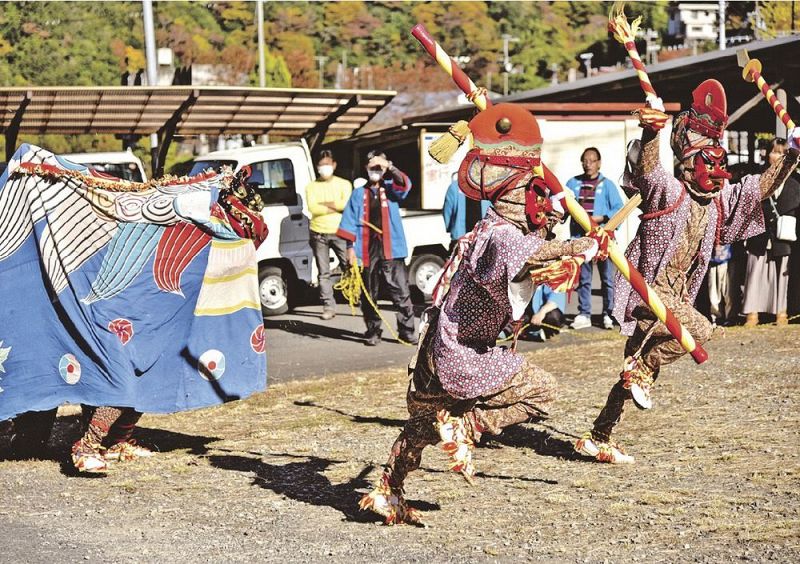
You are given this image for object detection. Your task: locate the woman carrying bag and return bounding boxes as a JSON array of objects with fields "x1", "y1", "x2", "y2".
[{"x1": 742, "y1": 138, "x2": 800, "y2": 326}]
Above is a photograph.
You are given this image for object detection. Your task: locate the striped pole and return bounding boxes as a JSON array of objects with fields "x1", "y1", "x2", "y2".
[
  {"x1": 543, "y1": 167, "x2": 706, "y2": 363},
  {"x1": 411, "y1": 23, "x2": 707, "y2": 364},
  {"x1": 411, "y1": 24, "x2": 490, "y2": 111},
  {"x1": 741, "y1": 58, "x2": 796, "y2": 130},
  {"x1": 608, "y1": 4, "x2": 659, "y2": 103},
  {"x1": 621, "y1": 40, "x2": 657, "y2": 100}
]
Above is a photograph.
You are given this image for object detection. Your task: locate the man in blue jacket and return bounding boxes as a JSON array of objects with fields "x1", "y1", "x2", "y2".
[
  {"x1": 442, "y1": 172, "x2": 491, "y2": 251},
  {"x1": 337, "y1": 150, "x2": 416, "y2": 346},
  {"x1": 566, "y1": 147, "x2": 624, "y2": 330}
]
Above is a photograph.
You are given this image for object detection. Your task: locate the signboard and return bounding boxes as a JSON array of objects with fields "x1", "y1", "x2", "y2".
[{"x1": 419, "y1": 130, "x2": 472, "y2": 210}]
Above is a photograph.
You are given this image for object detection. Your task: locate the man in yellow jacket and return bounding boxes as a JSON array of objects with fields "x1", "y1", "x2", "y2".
[{"x1": 305, "y1": 150, "x2": 353, "y2": 319}]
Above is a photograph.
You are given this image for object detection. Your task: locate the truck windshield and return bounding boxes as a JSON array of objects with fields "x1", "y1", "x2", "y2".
[
  {"x1": 189, "y1": 160, "x2": 238, "y2": 176},
  {"x1": 85, "y1": 162, "x2": 144, "y2": 183}
]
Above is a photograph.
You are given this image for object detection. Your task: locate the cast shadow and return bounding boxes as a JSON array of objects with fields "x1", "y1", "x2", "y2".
[
  {"x1": 207, "y1": 450, "x2": 439, "y2": 524},
  {"x1": 180, "y1": 347, "x2": 241, "y2": 403},
  {"x1": 262, "y1": 318, "x2": 365, "y2": 343},
  {"x1": 292, "y1": 400, "x2": 405, "y2": 428},
  {"x1": 0, "y1": 414, "x2": 222, "y2": 477},
  {"x1": 479, "y1": 423, "x2": 585, "y2": 461}
]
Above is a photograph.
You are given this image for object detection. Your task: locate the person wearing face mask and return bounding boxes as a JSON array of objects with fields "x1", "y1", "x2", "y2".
[
  {"x1": 359, "y1": 104, "x2": 610, "y2": 525},
  {"x1": 305, "y1": 150, "x2": 353, "y2": 320},
  {"x1": 575, "y1": 80, "x2": 800, "y2": 465},
  {"x1": 336, "y1": 150, "x2": 416, "y2": 345},
  {"x1": 741, "y1": 138, "x2": 800, "y2": 327}
]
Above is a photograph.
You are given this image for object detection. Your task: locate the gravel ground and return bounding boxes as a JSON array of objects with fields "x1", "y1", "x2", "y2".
[{"x1": 1, "y1": 325, "x2": 798, "y2": 563}]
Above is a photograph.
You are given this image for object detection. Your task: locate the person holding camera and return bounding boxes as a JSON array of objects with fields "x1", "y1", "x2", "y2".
[{"x1": 337, "y1": 151, "x2": 417, "y2": 346}]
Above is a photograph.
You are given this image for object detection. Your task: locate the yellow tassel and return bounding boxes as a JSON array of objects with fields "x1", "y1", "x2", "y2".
[
  {"x1": 608, "y1": 2, "x2": 641, "y2": 45},
  {"x1": 428, "y1": 120, "x2": 471, "y2": 164}
]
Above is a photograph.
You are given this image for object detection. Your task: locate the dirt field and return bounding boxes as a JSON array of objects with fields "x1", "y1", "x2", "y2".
[{"x1": 1, "y1": 325, "x2": 798, "y2": 563}]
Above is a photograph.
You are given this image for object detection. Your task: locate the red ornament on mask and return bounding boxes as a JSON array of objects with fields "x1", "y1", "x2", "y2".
[
  {"x1": 692, "y1": 146, "x2": 732, "y2": 192},
  {"x1": 524, "y1": 177, "x2": 554, "y2": 228}
]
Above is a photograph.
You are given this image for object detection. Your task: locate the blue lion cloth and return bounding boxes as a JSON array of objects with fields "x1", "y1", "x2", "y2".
[{"x1": 0, "y1": 145, "x2": 267, "y2": 421}]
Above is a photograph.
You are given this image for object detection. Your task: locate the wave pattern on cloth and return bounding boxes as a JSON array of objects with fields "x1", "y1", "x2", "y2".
[
  {"x1": 83, "y1": 223, "x2": 165, "y2": 304},
  {"x1": 154, "y1": 223, "x2": 212, "y2": 296}
]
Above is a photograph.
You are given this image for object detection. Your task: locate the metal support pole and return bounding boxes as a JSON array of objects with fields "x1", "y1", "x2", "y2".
[
  {"x1": 5, "y1": 91, "x2": 31, "y2": 161},
  {"x1": 142, "y1": 0, "x2": 160, "y2": 178},
  {"x1": 256, "y1": 0, "x2": 265, "y2": 88},
  {"x1": 718, "y1": 0, "x2": 726, "y2": 50}
]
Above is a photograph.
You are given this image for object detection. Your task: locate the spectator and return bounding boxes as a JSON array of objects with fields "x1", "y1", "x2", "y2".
[
  {"x1": 566, "y1": 147, "x2": 624, "y2": 330},
  {"x1": 442, "y1": 172, "x2": 491, "y2": 251},
  {"x1": 707, "y1": 244, "x2": 733, "y2": 325},
  {"x1": 305, "y1": 150, "x2": 353, "y2": 320},
  {"x1": 337, "y1": 150, "x2": 416, "y2": 346},
  {"x1": 742, "y1": 137, "x2": 800, "y2": 326},
  {"x1": 527, "y1": 285, "x2": 567, "y2": 342}
]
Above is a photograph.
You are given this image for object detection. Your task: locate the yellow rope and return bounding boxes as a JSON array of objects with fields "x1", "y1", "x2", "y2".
[{"x1": 334, "y1": 266, "x2": 416, "y2": 346}]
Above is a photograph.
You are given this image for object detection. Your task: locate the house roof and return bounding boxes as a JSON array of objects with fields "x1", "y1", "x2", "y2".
[{"x1": 405, "y1": 35, "x2": 800, "y2": 131}]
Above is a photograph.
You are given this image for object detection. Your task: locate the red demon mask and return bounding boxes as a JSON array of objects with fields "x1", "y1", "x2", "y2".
[{"x1": 692, "y1": 146, "x2": 732, "y2": 192}]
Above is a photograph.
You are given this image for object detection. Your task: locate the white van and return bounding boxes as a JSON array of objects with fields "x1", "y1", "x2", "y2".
[
  {"x1": 189, "y1": 140, "x2": 450, "y2": 316},
  {"x1": 62, "y1": 149, "x2": 148, "y2": 182}
]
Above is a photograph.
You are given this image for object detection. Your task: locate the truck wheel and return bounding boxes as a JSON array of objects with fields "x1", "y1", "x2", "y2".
[
  {"x1": 409, "y1": 254, "x2": 445, "y2": 302},
  {"x1": 258, "y1": 264, "x2": 290, "y2": 316}
]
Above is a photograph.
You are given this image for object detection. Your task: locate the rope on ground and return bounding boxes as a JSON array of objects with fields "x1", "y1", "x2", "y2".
[{"x1": 334, "y1": 266, "x2": 416, "y2": 347}]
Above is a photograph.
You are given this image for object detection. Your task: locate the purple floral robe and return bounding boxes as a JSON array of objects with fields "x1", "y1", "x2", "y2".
[
  {"x1": 613, "y1": 164, "x2": 764, "y2": 336},
  {"x1": 433, "y1": 209, "x2": 544, "y2": 399}
]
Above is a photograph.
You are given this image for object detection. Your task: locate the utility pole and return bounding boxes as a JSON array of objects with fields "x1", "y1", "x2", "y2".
[
  {"x1": 142, "y1": 0, "x2": 159, "y2": 177},
  {"x1": 718, "y1": 0, "x2": 726, "y2": 50},
  {"x1": 256, "y1": 0, "x2": 269, "y2": 143},
  {"x1": 256, "y1": 0, "x2": 265, "y2": 87},
  {"x1": 501, "y1": 33, "x2": 519, "y2": 96},
  {"x1": 315, "y1": 56, "x2": 328, "y2": 89}
]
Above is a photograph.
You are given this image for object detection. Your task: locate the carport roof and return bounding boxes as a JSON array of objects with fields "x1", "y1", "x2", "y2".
[{"x1": 0, "y1": 85, "x2": 395, "y2": 137}]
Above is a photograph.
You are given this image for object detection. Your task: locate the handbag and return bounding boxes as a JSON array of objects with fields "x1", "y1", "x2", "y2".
[
  {"x1": 776, "y1": 215, "x2": 797, "y2": 242},
  {"x1": 769, "y1": 196, "x2": 797, "y2": 242}
]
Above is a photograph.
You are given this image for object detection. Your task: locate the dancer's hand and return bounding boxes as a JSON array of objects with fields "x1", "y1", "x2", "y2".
[
  {"x1": 587, "y1": 226, "x2": 613, "y2": 261},
  {"x1": 634, "y1": 107, "x2": 669, "y2": 132},
  {"x1": 788, "y1": 126, "x2": 800, "y2": 152}
]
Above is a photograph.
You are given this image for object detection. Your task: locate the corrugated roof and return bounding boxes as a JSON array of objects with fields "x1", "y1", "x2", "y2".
[{"x1": 0, "y1": 85, "x2": 394, "y2": 137}]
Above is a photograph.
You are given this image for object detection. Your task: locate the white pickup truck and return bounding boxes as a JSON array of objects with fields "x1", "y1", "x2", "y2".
[{"x1": 188, "y1": 141, "x2": 450, "y2": 316}]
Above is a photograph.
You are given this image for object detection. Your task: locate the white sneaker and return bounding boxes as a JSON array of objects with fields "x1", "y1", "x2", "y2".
[
  {"x1": 571, "y1": 314, "x2": 591, "y2": 330},
  {"x1": 603, "y1": 314, "x2": 614, "y2": 330}
]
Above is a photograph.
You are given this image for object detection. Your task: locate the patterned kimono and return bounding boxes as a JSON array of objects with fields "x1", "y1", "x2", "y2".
[
  {"x1": 592, "y1": 131, "x2": 799, "y2": 441},
  {"x1": 380, "y1": 208, "x2": 592, "y2": 491}
]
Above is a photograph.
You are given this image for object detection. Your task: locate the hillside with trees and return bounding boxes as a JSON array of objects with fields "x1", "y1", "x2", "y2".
[{"x1": 0, "y1": 1, "x2": 792, "y2": 159}]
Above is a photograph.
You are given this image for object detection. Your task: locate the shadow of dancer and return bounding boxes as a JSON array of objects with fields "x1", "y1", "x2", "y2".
[
  {"x1": 262, "y1": 318, "x2": 364, "y2": 343},
  {"x1": 207, "y1": 450, "x2": 440, "y2": 523},
  {"x1": 292, "y1": 400, "x2": 405, "y2": 428},
  {"x1": 479, "y1": 423, "x2": 585, "y2": 461}
]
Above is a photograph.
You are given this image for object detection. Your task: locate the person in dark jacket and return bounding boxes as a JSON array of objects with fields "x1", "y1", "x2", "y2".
[{"x1": 742, "y1": 138, "x2": 800, "y2": 326}]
